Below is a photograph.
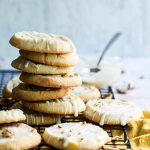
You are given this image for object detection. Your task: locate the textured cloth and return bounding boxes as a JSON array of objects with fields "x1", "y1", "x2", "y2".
[{"x1": 127, "y1": 110, "x2": 150, "y2": 150}]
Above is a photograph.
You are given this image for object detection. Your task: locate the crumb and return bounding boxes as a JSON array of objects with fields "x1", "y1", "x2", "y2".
[
  {"x1": 116, "y1": 82, "x2": 135, "y2": 94},
  {"x1": 58, "y1": 125, "x2": 62, "y2": 128}
]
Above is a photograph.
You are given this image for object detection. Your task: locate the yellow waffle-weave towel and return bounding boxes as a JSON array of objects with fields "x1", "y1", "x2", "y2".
[{"x1": 127, "y1": 110, "x2": 150, "y2": 150}]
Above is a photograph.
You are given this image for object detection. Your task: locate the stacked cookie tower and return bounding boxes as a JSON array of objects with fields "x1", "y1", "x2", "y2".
[{"x1": 10, "y1": 31, "x2": 85, "y2": 125}]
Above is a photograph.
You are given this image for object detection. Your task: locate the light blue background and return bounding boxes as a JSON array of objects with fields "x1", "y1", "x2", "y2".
[{"x1": 0, "y1": 0, "x2": 150, "y2": 58}]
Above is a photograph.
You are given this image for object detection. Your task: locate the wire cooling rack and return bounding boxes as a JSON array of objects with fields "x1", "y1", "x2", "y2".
[{"x1": 0, "y1": 70, "x2": 131, "y2": 150}]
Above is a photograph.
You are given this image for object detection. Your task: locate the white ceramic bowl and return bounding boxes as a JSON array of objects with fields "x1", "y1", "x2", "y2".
[{"x1": 77, "y1": 57, "x2": 122, "y2": 88}]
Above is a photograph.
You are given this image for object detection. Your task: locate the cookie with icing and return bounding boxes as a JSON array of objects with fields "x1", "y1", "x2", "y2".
[
  {"x1": 43, "y1": 122, "x2": 110, "y2": 150},
  {"x1": 72, "y1": 84, "x2": 100, "y2": 103},
  {"x1": 11, "y1": 56, "x2": 73, "y2": 75},
  {"x1": 20, "y1": 72, "x2": 82, "y2": 88},
  {"x1": 84, "y1": 99, "x2": 143, "y2": 125},
  {"x1": 20, "y1": 50, "x2": 78, "y2": 67},
  {"x1": 0, "y1": 109, "x2": 26, "y2": 124},
  {"x1": 2, "y1": 75, "x2": 21, "y2": 99},
  {"x1": 10, "y1": 31, "x2": 76, "y2": 54},
  {"x1": 12, "y1": 83, "x2": 69, "y2": 101},
  {"x1": 23, "y1": 94, "x2": 85, "y2": 117},
  {"x1": 0, "y1": 123, "x2": 41, "y2": 150},
  {"x1": 12, "y1": 102, "x2": 62, "y2": 125}
]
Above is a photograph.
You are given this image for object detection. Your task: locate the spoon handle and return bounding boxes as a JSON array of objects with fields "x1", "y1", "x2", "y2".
[{"x1": 97, "y1": 32, "x2": 122, "y2": 66}]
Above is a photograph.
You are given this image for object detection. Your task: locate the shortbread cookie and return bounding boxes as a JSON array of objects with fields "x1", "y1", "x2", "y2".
[
  {"x1": 23, "y1": 94, "x2": 85, "y2": 117},
  {"x1": 10, "y1": 31, "x2": 76, "y2": 53},
  {"x1": 43, "y1": 122, "x2": 110, "y2": 150},
  {"x1": 20, "y1": 50, "x2": 78, "y2": 67},
  {"x1": 0, "y1": 109, "x2": 26, "y2": 124},
  {"x1": 12, "y1": 83, "x2": 69, "y2": 101},
  {"x1": 12, "y1": 102, "x2": 62, "y2": 125},
  {"x1": 20, "y1": 72, "x2": 82, "y2": 88},
  {"x1": 0, "y1": 123, "x2": 41, "y2": 150},
  {"x1": 2, "y1": 75, "x2": 21, "y2": 99},
  {"x1": 72, "y1": 84, "x2": 100, "y2": 103},
  {"x1": 84, "y1": 99, "x2": 143, "y2": 125},
  {"x1": 25, "y1": 112, "x2": 62, "y2": 125},
  {"x1": 11, "y1": 56, "x2": 73, "y2": 74}
]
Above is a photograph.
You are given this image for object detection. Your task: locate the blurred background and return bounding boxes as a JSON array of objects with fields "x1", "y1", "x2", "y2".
[{"x1": 0, "y1": 0, "x2": 150, "y2": 58}]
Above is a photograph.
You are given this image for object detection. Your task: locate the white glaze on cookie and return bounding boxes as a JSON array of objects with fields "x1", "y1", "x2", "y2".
[
  {"x1": 23, "y1": 94, "x2": 85, "y2": 116},
  {"x1": 43, "y1": 122, "x2": 110, "y2": 150},
  {"x1": 0, "y1": 123, "x2": 41, "y2": 150},
  {"x1": 0, "y1": 109, "x2": 26, "y2": 124},
  {"x1": 85, "y1": 99, "x2": 143, "y2": 125}
]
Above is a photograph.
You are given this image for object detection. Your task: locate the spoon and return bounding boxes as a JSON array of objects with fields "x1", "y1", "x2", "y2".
[{"x1": 90, "y1": 32, "x2": 122, "y2": 72}]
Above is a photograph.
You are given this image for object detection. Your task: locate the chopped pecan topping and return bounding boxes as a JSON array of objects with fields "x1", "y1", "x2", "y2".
[
  {"x1": 31, "y1": 129, "x2": 35, "y2": 132},
  {"x1": 82, "y1": 121, "x2": 86, "y2": 125},
  {"x1": 1, "y1": 129, "x2": 14, "y2": 137},
  {"x1": 58, "y1": 125, "x2": 62, "y2": 128}
]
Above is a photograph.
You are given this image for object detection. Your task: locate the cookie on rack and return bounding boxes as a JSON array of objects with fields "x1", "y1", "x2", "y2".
[
  {"x1": 20, "y1": 72, "x2": 82, "y2": 88},
  {"x1": 11, "y1": 56, "x2": 73, "y2": 74},
  {"x1": 10, "y1": 31, "x2": 76, "y2": 53},
  {"x1": 2, "y1": 75, "x2": 21, "y2": 99},
  {"x1": 12, "y1": 83, "x2": 69, "y2": 101},
  {"x1": 43, "y1": 122, "x2": 110, "y2": 150},
  {"x1": 23, "y1": 94, "x2": 85, "y2": 117},
  {"x1": 84, "y1": 99, "x2": 143, "y2": 125},
  {"x1": 20, "y1": 50, "x2": 78, "y2": 67},
  {"x1": 0, "y1": 123, "x2": 41, "y2": 150},
  {"x1": 25, "y1": 112, "x2": 62, "y2": 126},
  {"x1": 72, "y1": 84, "x2": 100, "y2": 103},
  {"x1": 0, "y1": 109, "x2": 26, "y2": 124},
  {"x1": 12, "y1": 102, "x2": 62, "y2": 125}
]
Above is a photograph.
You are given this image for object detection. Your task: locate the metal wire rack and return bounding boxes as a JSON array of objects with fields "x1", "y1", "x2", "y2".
[{"x1": 0, "y1": 70, "x2": 131, "y2": 150}]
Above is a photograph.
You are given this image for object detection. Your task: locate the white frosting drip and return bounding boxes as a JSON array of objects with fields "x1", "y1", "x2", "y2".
[
  {"x1": 44, "y1": 122, "x2": 110, "y2": 148},
  {"x1": 33, "y1": 94, "x2": 85, "y2": 116},
  {"x1": 68, "y1": 97, "x2": 78, "y2": 117},
  {"x1": 99, "y1": 112, "x2": 109, "y2": 126},
  {"x1": 87, "y1": 99, "x2": 143, "y2": 125},
  {"x1": 0, "y1": 109, "x2": 25, "y2": 119},
  {"x1": 5, "y1": 75, "x2": 20, "y2": 94}
]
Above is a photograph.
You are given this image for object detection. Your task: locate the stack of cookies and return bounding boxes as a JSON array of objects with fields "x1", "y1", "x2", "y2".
[{"x1": 10, "y1": 31, "x2": 85, "y2": 125}]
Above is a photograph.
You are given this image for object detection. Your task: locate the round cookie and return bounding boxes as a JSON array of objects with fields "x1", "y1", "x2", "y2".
[
  {"x1": 0, "y1": 109, "x2": 26, "y2": 124},
  {"x1": 20, "y1": 72, "x2": 82, "y2": 88},
  {"x1": 25, "y1": 112, "x2": 62, "y2": 126},
  {"x1": 20, "y1": 50, "x2": 78, "y2": 67},
  {"x1": 23, "y1": 94, "x2": 85, "y2": 117},
  {"x1": 2, "y1": 75, "x2": 21, "y2": 99},
  {"x1": 11, "y1": 56, "x2": 73, "y2": 75},
  {"x1": 43, "y1": 122, "x2": 110, "y2": 150},
  {"x1": 72, "y1": 84, "x2": 100, "y2": 103},
  {"x1": 84, "y1": 99, "x2": 143, "y2": 125},
  {"x1": 10, "y1": 31, "x2": 76, "y2": 54},
  {"x1": 12, "y1": 102, "x2": 62, "y2": 125},
  {"x1": 0, "y1": 123, "x2": 41, "y2": 150},
  {"x1": 12, "y1": 83, "x2": 69, "y2": 101}
]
